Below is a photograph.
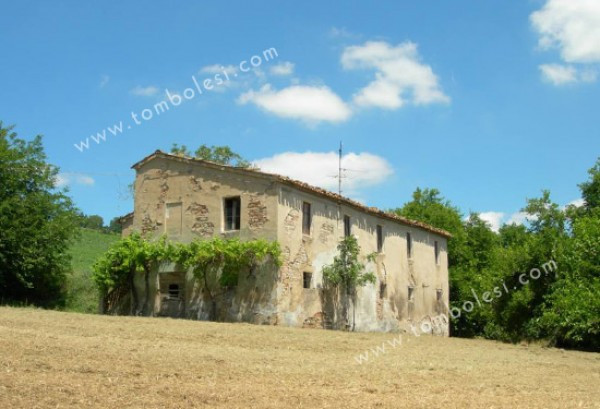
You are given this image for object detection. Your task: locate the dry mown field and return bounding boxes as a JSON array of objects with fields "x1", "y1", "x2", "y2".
[{"x1": 0, "y1": 307, "x2": 599, "y2": 408}]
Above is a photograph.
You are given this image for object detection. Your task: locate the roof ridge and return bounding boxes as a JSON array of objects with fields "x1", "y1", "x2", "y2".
[{"x1": 130, "y1": 150, "x2": 452, "y2": 238}]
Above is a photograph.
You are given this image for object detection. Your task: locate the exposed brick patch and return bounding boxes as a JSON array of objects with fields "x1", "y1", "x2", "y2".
[
  {"x1": 280, "y1": 246, "x2": 292, "y2": 292},
  {"x1": 284, "y1": 209, "x2": 300, "y2": 235},
  {"x1": 158, "y1": 170, "x2": 169, "y2": 204},
  {"x1": 186, "y1": 202, "x2": 214, "y2": 237},
  {"x1": 141, "y1": 213, "x2": 159, "y2": 236},
  {"x1": 247, "y1": 196, "x2": 268, "y2": 230},
  {"x1": 318, "y1": 222, "x2": 334, "y2": 244},
  {"x1": 189, "y1": 176, "x2": 203, "y2": 192},
  {"x1": 279, "y1": 245, "x2": 309, "y2": 293},
  {"x1": 303, "y1": 312, "x2": 327, "y2": 329}
]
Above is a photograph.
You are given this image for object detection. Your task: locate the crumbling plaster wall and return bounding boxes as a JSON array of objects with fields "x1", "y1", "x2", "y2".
[
  {"x1": 130, "y1": 157, "x2": 280, "y2": 323},
  {"x1": 276, "y1": 184, "x2": 449, "y2": 334}
]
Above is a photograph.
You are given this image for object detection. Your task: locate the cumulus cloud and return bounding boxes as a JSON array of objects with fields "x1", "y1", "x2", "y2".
[
  {"x1": 55, "y1": 173, "x2": 95, "y2": 188},
  {"x1": 531, "y1": 0, "x2": 600, "y2": 63},
  {"x1": 253, "y1": 151, "x2": 393, "y2": 194},
  {"x1": 270, "y1": 62, "x2": 295, "y2": 76},
  {"x1": 540, "y1": 63, "x2": 597, "y2": 85},
  {"x1": 567, "y1": 198, "x2": 585, "y2": 207},
  {"x1": 505, "y1": 212, "x2": 531, "y2": 226},
  {"x1": 531, "y1": 0, "x2": 600, "y2": 84},
  {"x1": 540, "y1": 63, "x2": 578, "y2": 84},
  {"x1": 341, "y1": 41, "x2": 449, "y2": 109},
  {"x1": 130, "y1": 85, "x2": 159, "y2": 97},
  {"x1": 200, "y1": 64, "x2": 238, "y2": 76},
  {"x1": 477, "y1": 212, "x2": 505, "y2": 233},
  {"x1": 237, "y1": 84, "x2": 352, "y2": 124}
]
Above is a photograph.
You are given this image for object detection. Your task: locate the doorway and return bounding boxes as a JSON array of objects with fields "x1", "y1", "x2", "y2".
[{"x1": 158, "y1": 273, "x2": 185, "y2": 318}]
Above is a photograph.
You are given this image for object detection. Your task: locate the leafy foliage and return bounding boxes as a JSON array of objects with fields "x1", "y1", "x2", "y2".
[
  {"x1": 0, "y1": 123, "x2": 79, "y2": 308},
  {"x1": 92, "y1": 234, "x2": 280, "y2": 316},
  {"x1": 170, "y1": 143, "x2": 251, "y2": 168},
  {"x1": 322, "y1": 235, "x2": 376, "y2": 289},
  {"x1": 395, "y1": 159, "x2": 600, "y2": 350}
]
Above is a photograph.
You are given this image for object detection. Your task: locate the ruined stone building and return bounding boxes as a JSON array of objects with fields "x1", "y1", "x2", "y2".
[{"x1": 118, "y1": 150, "x2": 451, "y2": 333}]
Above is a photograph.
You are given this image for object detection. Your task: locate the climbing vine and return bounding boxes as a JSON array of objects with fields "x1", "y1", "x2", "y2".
[
  {"x1": 322, "y1": 235, "x2": 377, "y2": 330},
  {"x1": 92, "y1": 234, "x2": 281, "y2": 316}
]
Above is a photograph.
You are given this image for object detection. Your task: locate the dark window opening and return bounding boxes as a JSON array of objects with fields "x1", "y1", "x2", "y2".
[
  {"x1": 168, "y1": 284, "x2": 180, "y2": 300},
  {"x1": 434, "y1": 240, "x2": 440, "y2": 265},
  {"x1": 303, "y1": 272, "x2": 312, "y2": 289},
  {"x1": 302, "y1": 202, "x2": 312, "y2": 235},
  {"x1": 343, "y1": 215, "x2": 351, "y2": 237},
  {"x1": 376, "y1": 225, "x2": 383, "y2": 252},
  {"x1": 407, "y1": 232, "x2": 413, "y2": 259},
  {"x1": 224, "y1": 197, "x2": 241, "y2": 231},
  {"x1": 408, "y1": 286, "x2": 415, "y2": 301},
  {"x1": 436, "y1": 289, "x2": 443, "y2": 301}
]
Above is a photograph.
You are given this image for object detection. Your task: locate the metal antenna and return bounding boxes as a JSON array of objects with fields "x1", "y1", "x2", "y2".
[{"x1": 338, "y1": 141, "x2": 343, "y2": 196}]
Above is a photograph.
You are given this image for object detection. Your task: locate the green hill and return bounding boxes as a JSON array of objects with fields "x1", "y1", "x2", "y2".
[{"x1": 64, "y1": 228, "x2": 120, "y2": 313}]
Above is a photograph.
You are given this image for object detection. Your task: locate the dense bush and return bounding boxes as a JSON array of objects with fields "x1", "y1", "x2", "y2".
[
  {"x1": 394, "y1": 159, "x2": 600, "y2": 350},
  {"x1": 0, "y1": 123, "x2": 78, "y2": 308}
]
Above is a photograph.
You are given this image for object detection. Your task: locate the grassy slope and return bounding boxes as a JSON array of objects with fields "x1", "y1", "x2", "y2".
[
  {"x1": 64, "y1": 228, "x2": 120, "y2": 313},
  {"x1": 0, "y1": 307, "x2": 598, "y2": 408}
]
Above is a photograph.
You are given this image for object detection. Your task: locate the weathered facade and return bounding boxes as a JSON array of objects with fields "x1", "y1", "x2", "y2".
[{"x1": 120, "y1": 150, "x2": 451, "y2": 333}]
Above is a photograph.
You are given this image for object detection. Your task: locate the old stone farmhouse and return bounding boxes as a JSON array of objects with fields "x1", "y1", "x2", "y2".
[{"x1": 118, "y1": 150, "x2": 451, "y2": 333}]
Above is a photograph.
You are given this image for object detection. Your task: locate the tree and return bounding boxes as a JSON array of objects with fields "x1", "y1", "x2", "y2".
[
  {"x1": 107, "y1": 217, "x2": 122, "y2": 234},
  {"x1": 170, "y1": 143, "x2": 190, "y2": 157},
  {"x1": 322, "y1": 236, "x2": 376, "y2": 330},
  {"x1": 0, "y1": 123, "x2": 78, "y2": 307},
  {"x1": 579, "y1": 158, "x2": 600, "y2": 211},
  {"x1": 78, "y1": 213, "x2": 104, "y2": 230},
  {"x1": 393, "y1": 188, "x2": 468, "y2": 267},
  {"x1": 170, "y1": 143, "x2": 251, "y2": 168}
]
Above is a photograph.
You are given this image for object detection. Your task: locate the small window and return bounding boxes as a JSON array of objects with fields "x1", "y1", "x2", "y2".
[
  {"x1": 168, "y1": 284, "x2": 180, "y2": 300},
  {"x1": 303, "y1": 272, "x2": 312, "y2": 289},
  {"x1": 408, "y1": 286, "x2": 415, "y2": 301},
  {"x1": 302, "y1": 202, "x2": 312, "y2": 235},
  {"x1": 224, "y1": 197, "x2": 241, "y2": 231},
  {"x1": 436, "y1": 289, "x2": 443, "y2": 301},
  {"x1": 407, "y1": 232, "x2": 413, "y2": 259},
  {"x1": 343, "y1": 215, "x2": 351, "y2": 237},
  {"x1": 434, "y1": 241, "x2": 440, "y2": 265},
  {"x1": 376, "y1": 225, "x2": 383, "y2": 252}
]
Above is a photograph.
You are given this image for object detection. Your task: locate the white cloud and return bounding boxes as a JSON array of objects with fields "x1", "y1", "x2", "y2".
[
  {"x1": 531, "y1": 0, "x2": 600, "y2": 85},
  {"x1": 539, "y1": 63, "x2": 597, "y2": 85},
  {"x1": 200, "y1": 64, "x2": 238, "y2": 76},
  {"x1": 567, "y1": 198, "x2": 585, "y2": 207},
  {"x1": 99, "y1": 75, "x2": 110, "y2": 88},
  {"x1": 478, "y1": 212, "x2": 505, "y2": 233},
  {"x1": 130, "y1": 85, "x2": 159, "y2": 97},
  {"x1": 341, "y1": 41, "x2": 449, "y2": 109},
  {"x1": 253, "y1": 151, "x2": 393, "y2": 194},
  {"x1": 506, "y1": 212, "x2": 529, "y2": 226},
  {"x1": 270, "y1": 61, "x2": 295, "y2": 76},
  {"x1": 55, "y1": 173, "x2": 95, "y2": 188},
  {"x1": 531, "y1": 0, "x2": 600, "y2": 64},
  {"x1": 329, "y1": 27, "x2": 361, "y2": 40},
  {"x1": 237, "y1": 84, "x2": 352, "y2": 124},
  {"x1": 539, "y1": 63, "x2": 577, "y2": 84}
]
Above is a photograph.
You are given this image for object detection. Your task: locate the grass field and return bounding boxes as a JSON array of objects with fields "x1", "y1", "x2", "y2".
[
  {"x1": 0, "y1": 307, "x2": 598, "y2": 408},
  {"x1": 64, "y1": 228, "x2": 120, "y2": 313}
]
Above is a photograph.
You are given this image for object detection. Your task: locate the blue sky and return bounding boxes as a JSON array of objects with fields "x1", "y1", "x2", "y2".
[{"x1": 1, "y1": 0, "x2": 599, "y2": 231}]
